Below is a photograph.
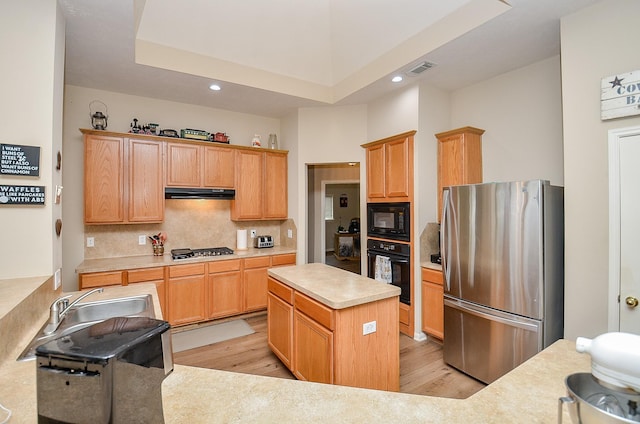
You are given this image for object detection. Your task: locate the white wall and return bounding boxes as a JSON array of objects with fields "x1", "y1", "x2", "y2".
[
  {"x1": 451, "y1": 55, "x2": 564, "y2": 186},
  {"x1": 561, "y1": 0, "x2": 640, "y2": 339},
  {"x1": 0, "y1": 1, "x2": 64, "y2": 280},
  {"x1": 293, "y1": 105, "x2": 368, "y2": 264},
  {"x1": 62, "y1": 86, "x2": 280, "y2": 290}
]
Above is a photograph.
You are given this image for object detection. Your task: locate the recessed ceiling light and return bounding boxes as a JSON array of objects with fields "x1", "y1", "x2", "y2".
[
  {"x1": 391, "y1": 75, "x2": 403, "y2": 83},
  {"x1": 209, "y1": 84, "x2": 221, "y2": 91}
]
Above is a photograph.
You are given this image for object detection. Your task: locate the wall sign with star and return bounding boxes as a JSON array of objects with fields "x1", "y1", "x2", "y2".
[{"x1": 601, "y1": 70, "x2": 640, "y2": 120}]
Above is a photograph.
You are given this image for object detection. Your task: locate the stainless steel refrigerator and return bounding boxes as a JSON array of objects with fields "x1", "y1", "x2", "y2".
[{"x1": 441, "y1": 180, "x2": 564, "y2": 384}]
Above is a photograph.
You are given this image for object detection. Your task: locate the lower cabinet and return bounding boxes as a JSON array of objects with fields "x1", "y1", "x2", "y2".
[
  {"x1": 207, "y1": 259, "x2": 243, "y2": 319},
  {"x1": 267, "y1": 278, "x2": 294, "y2": 369},
  {"x1": 421, "y1": 267, "x2": 444, "y2": 340},
  {"x1": 168, "y1": 263, "x2": 207, "y2": 326},
  {"x1": 293, "y1": 295, "x2": 334, "y2": 384},
  {"x1": 80, "y1": 252, "x2": 296, "y2": 327},
  {"x1": 127, "y1": 266, "x2": 167, "y2": 318},
  {"x1": 267, "y1": 275, "x2": 399, "y2": 391}
]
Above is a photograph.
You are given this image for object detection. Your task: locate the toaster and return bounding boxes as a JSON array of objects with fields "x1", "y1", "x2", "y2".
[{"x1": 254, "y1": 235, "x2": 274, "y2": 248}]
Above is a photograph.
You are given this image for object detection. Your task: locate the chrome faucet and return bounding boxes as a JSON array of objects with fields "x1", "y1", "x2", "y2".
[{"x1": 44, "y1": 287, "x2": 104, "y2": 335}]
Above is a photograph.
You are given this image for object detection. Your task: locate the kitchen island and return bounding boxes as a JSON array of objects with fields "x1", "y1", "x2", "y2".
[
  {"x1": 0, "y1": 277, "x2": 590, "y2": 423},
  {"x1": 267, "y1": 263, "x2": 400, "y2": 390}
]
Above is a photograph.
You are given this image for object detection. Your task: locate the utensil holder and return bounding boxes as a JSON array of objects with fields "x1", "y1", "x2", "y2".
[{"x1": 153, "y1": 244, "x2": 164, "y2": 256}]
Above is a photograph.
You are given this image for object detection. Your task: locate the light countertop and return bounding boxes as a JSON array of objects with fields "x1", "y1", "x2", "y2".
[
  {"x1": 0, "y1": 277, "x2": 589, "y2": 423},
  {"x1": 76, "y1": 246, "x2": 297, "y2": 274},
  {"x1": 421, "y1": 261, "x2": 442, "y2": 271},
  {"x1": 268, "y1": 263, "x2": 400, "y2": 309}
]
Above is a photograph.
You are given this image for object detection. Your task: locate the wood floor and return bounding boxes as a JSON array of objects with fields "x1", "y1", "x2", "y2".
[{"x1": 173, "y1": 313, "x2": 486, "y2": 399}]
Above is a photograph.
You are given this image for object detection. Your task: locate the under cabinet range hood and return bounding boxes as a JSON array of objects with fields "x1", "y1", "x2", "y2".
[{"x1": 164, "y1": 187, "x2": 235, "y2": 199}]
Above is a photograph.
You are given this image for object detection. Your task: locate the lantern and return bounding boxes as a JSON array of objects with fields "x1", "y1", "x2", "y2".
[{"x1": 89, "y1": 100, "x2": 108, "y2": 130}]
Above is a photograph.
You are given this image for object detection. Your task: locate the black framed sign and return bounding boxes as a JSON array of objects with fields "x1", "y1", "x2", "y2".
[
  {"x1": 1, "y1": 144, "x2": 41, "y2": 176},
  {"x1": 0, "y1": 185, "x2": 45, "y2": 205}
]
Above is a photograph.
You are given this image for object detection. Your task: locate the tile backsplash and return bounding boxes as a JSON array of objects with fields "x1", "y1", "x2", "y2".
[
  {"x1": 419, "y1": 222, "x2": 440, "y2": 263},
  {"x1": 84, "y1": 199, "x2": 296, "y2": 259}
]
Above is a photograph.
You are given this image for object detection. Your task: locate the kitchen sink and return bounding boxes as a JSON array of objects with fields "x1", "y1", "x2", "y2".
[{"x1": 17, "y1": 294, "x2": 155, "y2": 361}]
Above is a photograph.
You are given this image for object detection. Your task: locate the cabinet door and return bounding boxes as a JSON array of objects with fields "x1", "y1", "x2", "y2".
[
  {"x1": 207, "y1": 271, "x2": 243, "y2": 318},
  {"x1": 203, "y1": 145, "x2": 235, "y2": 188},
  {"x1": 127, "y1": 267, "x2": 166, "y2": 317},
  {"x1": 421, "y1": 267, "x2": 444, "y2": 340},
  {"x1": 437, "y1": 127, "x2": 483, "y2": 221},
  {"x1": 166, "y1": 143, "x2": 201, "y2": 186},
  {"x1": 128, "y1": 139, "x2": 164, "y2": 222},
  {"x1": 267, "y1": 292, "x2": 293, "y2": 368},
  {"x1": 243, "y1": 256, "x2": 271, "y2": 312},
  {"x1": 264, "y1": 152, "x2": 288, "y2": 219},
  {"x1": 168, "y1": 264, "x2": 206, "y2": 326},
  {"x1": 293, "y1": 310, "x2": 334, "y2": 384},
  {"x1": 231, "y1": 149, "x2": 264, "y2": 220},
  {"x1": 366, "y1": 144, "x2": 386, "y2": 199},
  {"x1": 385, "y1": 136, "x2": 411, "y2": 199},
  {"x1": 84, "y1": 135, "x2": 124, "y2": 223}
]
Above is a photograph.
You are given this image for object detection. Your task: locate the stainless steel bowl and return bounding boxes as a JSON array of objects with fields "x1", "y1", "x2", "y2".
[{"x1": 559, "y1": 373, "x2": 640, "y2": 423}]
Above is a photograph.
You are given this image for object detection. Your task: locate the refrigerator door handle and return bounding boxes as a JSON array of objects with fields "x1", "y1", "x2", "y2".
[
  {"x1": 441, "y1": 188, "x2": 450, "y2": 292},
  {"x1": 444, "y1": 298, "x2": 541, "y2": 333}
]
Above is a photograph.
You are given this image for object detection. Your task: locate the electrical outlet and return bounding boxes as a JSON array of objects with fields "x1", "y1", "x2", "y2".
[
  {"x1": 86, "y1": 237, "x2": 95, "y2": 247},
  {"x1": 138, "y1": 235, "x2": 146, "y2": 245},
  {"x1": 250, "y1": 229, "x2": 257, "y2": 238},
  {"x1": 363, "y1": 321, "x2": 377, "y2": 335},
  {"x1": 287, "y1": 229, "x2": 293, "y2": 238}
]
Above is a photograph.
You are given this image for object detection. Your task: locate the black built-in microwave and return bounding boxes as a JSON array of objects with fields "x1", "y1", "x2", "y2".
[{"x1": 367, "y1": 202, "x2": 410, "y2": 241}]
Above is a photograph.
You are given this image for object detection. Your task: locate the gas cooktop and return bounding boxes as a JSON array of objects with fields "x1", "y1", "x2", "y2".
[{"x1": 171, "y1": 247, "x2": 234, "y2": 260}]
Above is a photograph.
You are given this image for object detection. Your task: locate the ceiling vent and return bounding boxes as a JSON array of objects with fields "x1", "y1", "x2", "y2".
[{"x1": 407, "y1": 61, "x2": 437, "y2": 76}]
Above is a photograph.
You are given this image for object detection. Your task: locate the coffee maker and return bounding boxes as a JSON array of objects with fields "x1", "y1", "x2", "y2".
[{"x1": 35, "y1": 316, "x2": 173, "y2": 423}]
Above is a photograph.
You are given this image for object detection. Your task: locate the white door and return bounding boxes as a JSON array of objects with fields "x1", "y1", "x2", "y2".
[{"x1": 610, "y1": 126, "x2": 640, "y2": 334}]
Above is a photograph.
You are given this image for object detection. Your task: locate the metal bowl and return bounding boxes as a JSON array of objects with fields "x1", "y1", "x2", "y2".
[{"x1": 559, "y1": 373, "x2": 640, "y2": 423}]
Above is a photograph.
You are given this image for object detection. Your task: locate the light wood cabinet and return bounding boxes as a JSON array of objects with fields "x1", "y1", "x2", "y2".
[
  {"x1": 421, "y1": 267, "x2": 444, "y2": 340},
  {"x1": 231, "y1": 150, "x2": 288, "y2": 220},
  {"x1": 167, "y1": 263, "x2": 206, "y2": 326},
  {"x1": 79, "y1": 271, "x2": 123, "y2": 289},
  {"x1": 436, "y1": 126, "x2": 484, "y2": 221},
  {"x1": 83, "y1": 133, "x2": 164, "y2": 224},
  {"x1": 293, "y1": 305, "x2": 334, "y2": 384},
  {"x1": 267, "y1": 277, "x2": 294, "y2": 368},
  {"x1": 244, "y1": 253, "x2": 296, "y2": 312},
  {"x1": 207, "y1": 259, "x2": 243, "y2": 319},
  {"x1": 166, "y1": 142, "x2": 235, "y2": 188},
  {"x1": 243, "y1": 256, "x2": 271, "y2": 312},
  {"x1": 127, "y1": 266, "x2": 167, "y2": 317},
  {"x1": 166, "y1": 142, "x2": 201, "y2": 186},
  {"x1": 268, "y1": 274, "x2": 399, "y2": 391},
  {"x1": 362, "y1": 131, "x2": 415, "y2": 202}
]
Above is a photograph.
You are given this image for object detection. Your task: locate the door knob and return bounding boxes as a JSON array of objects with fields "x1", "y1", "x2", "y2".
[{"x1": 625, "y1": 296, "x2": 639, "y2": 308}]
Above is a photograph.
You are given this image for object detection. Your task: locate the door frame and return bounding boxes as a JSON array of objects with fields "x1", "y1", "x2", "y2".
[
  {"x1": 320, "y1": 179, "x2": 360, "y2": 262},
  {"x1": 608, "y1": 124, "x2": 640, "y2": 331}
]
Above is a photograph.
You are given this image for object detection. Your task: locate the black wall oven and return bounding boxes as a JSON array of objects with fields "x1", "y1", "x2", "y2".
[
  {"x1": 367, "y1": 202, "x2": 410, "y2": 241},
  {"x1": 367, "y1": 239, "x2": 410, "y2": 305}
]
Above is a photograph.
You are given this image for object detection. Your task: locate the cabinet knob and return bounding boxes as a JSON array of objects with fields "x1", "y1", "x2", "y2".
[{"x1": 625, "y1": 296, "x2": 639, "y2": 308}]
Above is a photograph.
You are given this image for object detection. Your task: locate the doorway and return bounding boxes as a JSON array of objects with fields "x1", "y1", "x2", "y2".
[
  {"x1": 307, "y1": 163, "x2": 361, "y2": 274},
  {"x1": 608, "y1": 125, "x2": 640, "y2": 334}
]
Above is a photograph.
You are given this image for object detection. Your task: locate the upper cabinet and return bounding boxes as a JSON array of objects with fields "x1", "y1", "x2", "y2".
[
  {"x1": 82, "y1": 129, "x2": 288, "y2": 224},
  {"x1": 83, "y1": 132, "x2": 164, "y2": 224},
  {"x1": 231, "y1": 150, "x2": 288, "y2": 221},
  {"x1": 436, "y1": 126, "x2": 484, "y2": 221},
  {"x1": 362, "y1": 131, "x2": 415, "y2": 202},
  {"x1": 166, "y1": 142, "x2": 235, "y2": 188}
]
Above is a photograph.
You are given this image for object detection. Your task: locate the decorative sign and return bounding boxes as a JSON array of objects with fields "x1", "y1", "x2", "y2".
[
  {"x1": 0, "y1": 144, "x2": 40, "y2": 176},
  {"x1": 601, "y1": 70, "x2": 640, "y2": 120},
  {"x1": 0, "y1": 185, "x2": 45, "y2": 205}
]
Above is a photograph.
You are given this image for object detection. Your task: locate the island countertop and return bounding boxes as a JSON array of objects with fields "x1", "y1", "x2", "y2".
[{"x1": 267, "y1": 262, "x2": 400, "y2": 309}]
